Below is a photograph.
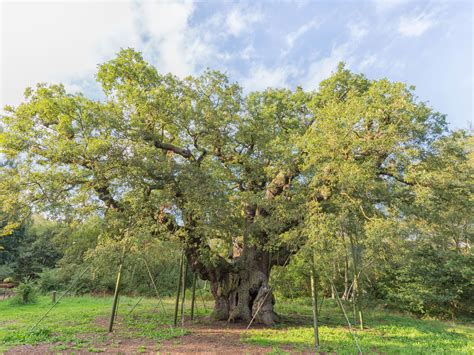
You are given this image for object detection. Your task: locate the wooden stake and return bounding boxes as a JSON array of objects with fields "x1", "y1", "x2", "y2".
[
  {"x1": 127, "y1": 296, "x2": 144, "y2": 317},
  {"x1": 108, "y1": 262, "x2": 123, "y2": 333},
  {"x1": 51, "y1": 290, "x2": 56, "y2": 304},
  {"x1": 143, "y1": 257, "x2": 167, "y2": 315},
  {"x1": 30, "y1": 265, "x2": 91, "y2": 331},
  {"x1": 199, "y1": 281, "x2": 207, "y2": 312},
  {"x1": 349, "y1": 234, "x2": 364, "y2": 329},
  {"x1": 174, "y1": 251, "x2": 184, "y2": 326},
  {"x1": 330, "y1": 280, "x2": 362, "y2": 354},
  {"x1": 115, "y1": 295, "x2": 120, "y2": 321},
  {"x1": 190, "y1": 273, "x2": 197, "y2": 320},
  {"x1": 180, "y1": 258, "x2": 188, "y2": 327},
  {"x1": 310, "y1": 254, "x2": 320, "y2": 351}
]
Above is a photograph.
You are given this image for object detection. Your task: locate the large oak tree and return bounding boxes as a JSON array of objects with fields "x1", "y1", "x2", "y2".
[{"x1": 0, "y1": 50, "x2": 452, "y2": 324}]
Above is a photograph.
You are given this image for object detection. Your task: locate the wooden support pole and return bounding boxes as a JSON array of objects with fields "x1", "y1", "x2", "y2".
[
  {"x1": 199, "y1": 281, "x2": 207, "y2": 312},
  {"x1": 190, "y1": 273, "x2": 197, "y2": 320},
  {"x1": 310, "y1": 254, "x2": 320, "y2": 351},
  {"x1": 108, "y1": 262, "x2": 123, "y2": 333},
  {"x1": 174, "y1": 251, "x2": 184, "y2": 326},
  {"x1": 30, "y1": 265, "x2": 91, "y2": 332},
  {"x1": 127, "y1": 296, "x2": 144, "y2": 317},
  {"x1": 115, "y1": 295, "x2": 120, "y2": 321},
  {"x1": 180, "y1": 258, "x2": 188, "y2": 327},
  {"x1": 143, "y1": 257, "x2": 167, "y2": 315},
  {"x1": 52, "y1": 290, "x2": 56, "y2": 304},
  {"x1": 330, "y1": 280, "x2": 362, "y2": 354}
]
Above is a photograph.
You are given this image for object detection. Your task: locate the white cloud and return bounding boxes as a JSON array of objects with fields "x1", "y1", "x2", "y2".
[
  {"x1": 225, "y1": 6, "x2": 262, "y2": 37},
  {"x1": 240, "y1": 45, "x2": 257, "y2": 60},
  {"x1": 1, "y1": 1, "x2": 140, "y2": 107},
  {"x1": 398, "y1": 11, "x2": 436, "y2": 37},
  {"x1": 137, "y1": 1, "x2": 198, "y2": 77},
  {"x1": 348, "y1": 23, "x2": 368, "y2": 40},
  {"x1": 0, "y1": 0, "x2": 221, "y2": 108},
  {"x1": 241, "y1": 64, "x2": 296, "y2": 92},
  {"x1": 358, "y1": 54, "x2": 377, "y2": 71},
  {"x1": 302, "y1": 44, "x2": 352, "y2": 90},
  {"x1": 286, "y1": 20, "x2": 320, "y2": 49},
  {"x1": 373, "y1": 0, "x2": 410, "y2": 13}
]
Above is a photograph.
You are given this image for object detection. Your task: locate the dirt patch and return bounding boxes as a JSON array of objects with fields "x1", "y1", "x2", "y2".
[{"x1": 158, "y1": 321, "x2": 276, "y2": 354}]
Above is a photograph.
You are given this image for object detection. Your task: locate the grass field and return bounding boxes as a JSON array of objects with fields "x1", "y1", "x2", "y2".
[{"x1": 0, "y1": 294, "x2": 472, "y2": 353}]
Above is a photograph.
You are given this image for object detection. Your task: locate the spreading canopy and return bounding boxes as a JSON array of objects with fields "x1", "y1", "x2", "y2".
[{"x1": 1, "y1": 49, "x2": 461, "y2": 324}]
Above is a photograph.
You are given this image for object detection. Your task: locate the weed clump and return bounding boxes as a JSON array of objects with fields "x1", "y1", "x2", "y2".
[{"x1": 10, "y1": 278, "x2": 38, "y2": 305}]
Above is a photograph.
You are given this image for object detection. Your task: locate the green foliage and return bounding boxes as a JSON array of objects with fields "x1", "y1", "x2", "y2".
[
  {"x1": 36, "y1": 268, "x2": 64, "y2": 293},
  {"x1": 2, "y1": 327, "x2": 53, "y2": 345},
  {"x1": 3, "y1": 276, "x2": 14, "y2": 283},
  {"x1": 0, "y1": 216, "x2": 63, "y2": 281},
  {"x1": 378, "y1": 245, "x2": 473, "y2": 318},
  {"x1": 0, "y1": 266, "x2": 14, "y2": 283}
]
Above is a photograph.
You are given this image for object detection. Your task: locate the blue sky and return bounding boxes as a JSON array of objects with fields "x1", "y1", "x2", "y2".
[{"x1": 1, "y1": 0, "x2": 472, "y2": 129}]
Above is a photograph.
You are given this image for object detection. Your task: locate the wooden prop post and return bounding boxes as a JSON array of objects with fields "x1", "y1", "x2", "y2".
[
  {"x1": 108, "y1": 262, "x2": 123, "y2": 333},
  {"x1": 180, "y1": 258, "x2": 188, "y2": 327},
  {"x1": 330, "y1": 279, "x2": 362, "y2": 354},
  {"x1": 30, "y1": 265, "x2": 91, "y2": 331},
  {"x1": 190, "y1": 273, "x2": 197, "y2": 320},
  {"x1": 199, "y1": 281, "x2": 208, "y2": 312},
  {"x1": 143, "y1": 257, "x2": 167, "y2": 315},
  {"x1": 174, "y1": 251, "x2": 185, "y2": 326},
  {"x1": 310, "y1": 254, "x2": 320, "y2": 351}
]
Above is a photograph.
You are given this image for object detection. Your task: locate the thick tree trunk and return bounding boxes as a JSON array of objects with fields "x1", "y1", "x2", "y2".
[
  {"x1": 208, "y1": 248, "x2": 278, "y2": 326},
  {"x1": 182, "y1": 171, "x2": 296, "y2": 326}
]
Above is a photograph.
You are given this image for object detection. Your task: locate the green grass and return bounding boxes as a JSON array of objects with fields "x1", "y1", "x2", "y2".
[
  {"x1": 0, "y1": 294, "x2": 472, "y2": 354},
  {"x1": 242, "y1": 298, "x2": 474, "y2": 354},
  {"x1": 0, "y1": 294, "x2": 199, "y2": 353}
]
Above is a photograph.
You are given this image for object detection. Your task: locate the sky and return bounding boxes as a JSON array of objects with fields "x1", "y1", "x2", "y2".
[{"x1": 1, "y1": 0, "x2": 472, "y2": 130}]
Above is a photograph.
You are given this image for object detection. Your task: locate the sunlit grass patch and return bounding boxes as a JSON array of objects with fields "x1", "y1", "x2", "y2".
[
  {"x1": 243, "y1": 299, "x2": 474, "y2": 354},
  {"x1": 0, "y1": 295, "x2": 200, "y2": 352}
]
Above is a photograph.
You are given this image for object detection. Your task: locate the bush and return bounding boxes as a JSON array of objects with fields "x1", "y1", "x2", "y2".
[
  {"x1": 37, "y1": 268, "x2": 64, "y2": 293},
  {"x1": 3, "y1": 277, "x2": 14, "y2": 284},
  {"x1": 11, "y1": 278, "x2": 38, "y2": 304},
  {"x1": 0, "y1": 265, "x2": 14, "y2": 283}
]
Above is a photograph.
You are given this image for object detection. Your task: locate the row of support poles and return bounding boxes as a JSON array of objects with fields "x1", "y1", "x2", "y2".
[
  {"x1": 180, "y1": 257, "x2": 188, "y2": 327},
  {"x1": 173, "y1": 250, "x2": 200, "y2": 327},
  {"x1": 109, "y1": 248, "x2": 201, "y2": 333},
  {"x1": 310, "y1": 248, "x2": 363, "y2": 354}
]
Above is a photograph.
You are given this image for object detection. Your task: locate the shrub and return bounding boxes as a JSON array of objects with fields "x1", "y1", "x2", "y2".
[
  {"x1": 0, "y1": 265, "x2": 14, "y2": 283},
  {"x1": 37, "y1": 268, "x2": 64, "y2": 293},
  {"x1": 11, "y1": 278, "x2": 38, "y2": 304},
  {"x1": 3, "y1": 276, "x2": 14, "y2": 284}
]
